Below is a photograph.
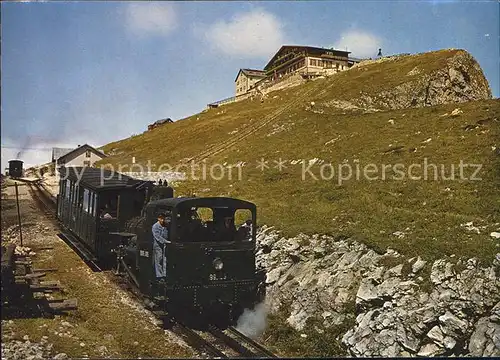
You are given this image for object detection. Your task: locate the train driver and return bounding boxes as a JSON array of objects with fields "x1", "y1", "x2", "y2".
[
  {"x1": 152, "y1": 213, "x2": 171, "y2": 279},
  {"x1": 237, "y1": 220, "x2": 253, "y2": 241},
  {"x1": 221, "y1": 216, "x2": 236, "y2": 241}
]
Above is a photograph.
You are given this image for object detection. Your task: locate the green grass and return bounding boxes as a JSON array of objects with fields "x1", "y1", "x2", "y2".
[
  {"x1": 4, "y1": 239, "x2": 192, "y2": 358},
  {"x1": 97, "y1": 49, "x2": 500, "y2": 263}
]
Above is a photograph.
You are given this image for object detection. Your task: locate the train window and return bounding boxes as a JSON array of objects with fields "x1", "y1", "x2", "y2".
[
  {"x1": 234, "y1": 209, "x2": 253, "y2": 241},
  {"x1": 195, "y1": 207, "x2": 213, "y2": 223},
  {"x1": 90, "y1": 192, "x2": 96, "y2": 216},
  {"x1": 95, "y1": 193, "x2": 98, "y2": 216},
  {"x1": 70, "y1": 182, "x2": 76, "y2": 205},
  {"x1": 65, "y1": 180, "x2": 71, "y2": 199},
  {"x1": 78, "y1": 187, "x2": 85, "y2": 207},
  {"x1": 99, "y1": 193, "x2": 118, "y2": 218},
  {"x1": 60, "y1": 180, "x2": 65, "y2": 198},
  {"x1": 73, "y1": 184, "x2": 79, "y2": 206},
  {"x1": 82, "y1": 188, "x2": 90, "y2": 213},
  {"x1": 173, "y1": 207, "x2": 212, "y2": 242}
]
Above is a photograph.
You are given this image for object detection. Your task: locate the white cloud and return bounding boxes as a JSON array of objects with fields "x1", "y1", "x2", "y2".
[
  {"x1": 333, "y1": 30, "x2": 383, "y2": 59},
  {"x1": 125, "y1": 3, "x2": 177, "y2": 36},
  {"x1": 205, "y1": 9, "x2": 285, "y2": 58}
]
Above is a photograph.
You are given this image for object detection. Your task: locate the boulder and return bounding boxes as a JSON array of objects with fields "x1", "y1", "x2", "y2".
[
  {"x1": 469, "y1": 316, "x2": 500, "y2": 356},
  {"x1": 417, "y1": 343, "x2": 445, "y2": 357},
  {"x1": 412, "y1": 257, "x2": 427, "y2": 273},
  {"x1": 438, "y1": 311, "x2": 468, "y2": 335},
  {"x1": 265, "y1": 268, "x2": 282, "y2": 284}
]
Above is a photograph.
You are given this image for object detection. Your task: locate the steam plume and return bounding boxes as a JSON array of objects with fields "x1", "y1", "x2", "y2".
[
  {"x1": 15, "y1": 136, "x2": 33, "y2": 160},
  {"x1": 235, "y1": 302, "x2": 269, "y2": 339}
]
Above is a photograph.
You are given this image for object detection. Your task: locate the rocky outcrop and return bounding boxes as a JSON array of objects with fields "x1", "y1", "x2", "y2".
[
  {"x1": 256, "y1": 226, "x2": 500, "y2": 357},
  {"x1": 468, "y1": 303, "x2": 500, "y2": 356},
  {"x1": 328, "y1": 50, "x2": 492, "y2": 111}
]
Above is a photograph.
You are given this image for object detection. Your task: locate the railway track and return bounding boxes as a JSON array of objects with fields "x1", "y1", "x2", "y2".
[
  {"x1": 2, "y1": 179, "x2": 78, "y2": 317},
  {"x1": 110, "y1": 271, "x2": 276, "y2": 358},
  {"x1": 21, "y1": 179, "x2": 103, "y2": 272},
  {"x1": 25, "y1": 179, "x2": 57, "y2": 218},
  {"x1": 24, "y1": 178, "x2": 278, "y2": 358},
  {"x1": 182, "y1": 86, "x2": 316, "y2": 164}
]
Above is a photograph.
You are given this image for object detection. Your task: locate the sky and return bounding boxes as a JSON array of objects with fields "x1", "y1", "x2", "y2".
[{"x1": 1, "y1": 0, "x2": 499, "y2": 169}]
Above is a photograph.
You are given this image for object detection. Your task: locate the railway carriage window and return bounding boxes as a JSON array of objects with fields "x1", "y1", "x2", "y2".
[
  {"x1": 78, "y1": 187, "x2": 85, "y2": 207},
  {"x1": 91, "y1": 192, "x2": 97, "y2": 217},
  {"x1": 70, "y1": 182, "x2": 76, "y2": 205},
  {"x1": 88, "y1": 191, "x2": 93, "y2": 216},
  {"x1": 99, "y1": 194, "x2": 118, "y2": 218},
  {"x1": 74, "y1": 185, "x2": 81, "y2": 206},
  {"x1": 82, "y1": 188, "x2": 90, "y2": 213},
  {"x1": 65, "y1": 181, "x2": 70, "y2": 200}
]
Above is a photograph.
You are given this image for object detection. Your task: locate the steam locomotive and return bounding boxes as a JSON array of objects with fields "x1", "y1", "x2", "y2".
[
  {"x1": 8, "y1": 160, "x2": 24, "y2": 178},
  {"x1": 56, "y1": 167, "x2": 265, "y2": 328}
]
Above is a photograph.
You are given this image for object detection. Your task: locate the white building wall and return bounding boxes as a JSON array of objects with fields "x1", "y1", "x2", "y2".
[{"x1": 62, "y1": 152, "x2": 105, "y2": 167}]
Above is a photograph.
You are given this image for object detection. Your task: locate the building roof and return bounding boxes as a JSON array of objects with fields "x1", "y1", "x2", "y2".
[
  {"x1": 59, "y1": 166, "x2": 148, "y2": 190},
  {"x1": 264, "y1": 45, "x2": 351, "y2": 71},
  {"x1": 57, "y1": 144, "x2": 107, "y2": 163},
  {"x1": 52, "y1": 147, "x2": 74, "y2": 162},
  {"x1": 154, "y1": 118, "x2": 173, "y2": 125},
  {"x1": 234, "y1": 68, "x2": 267, "y2": 82}
]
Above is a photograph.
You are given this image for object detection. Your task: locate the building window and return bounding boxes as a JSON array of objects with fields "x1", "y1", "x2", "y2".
[
  {"x1": 309, "y1": 58, "x2": 322, "y2": 67},
  {"x1": 83, "y1": 160, "x2": 91, "y2": 167},
  {"x1": 86, "y1": 150, "x2": 91, "y2": 158}
]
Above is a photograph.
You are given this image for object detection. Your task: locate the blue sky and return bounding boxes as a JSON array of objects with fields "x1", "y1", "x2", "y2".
[{"x1": 1, "y1": 1, "x2": 499, "y2": 168}]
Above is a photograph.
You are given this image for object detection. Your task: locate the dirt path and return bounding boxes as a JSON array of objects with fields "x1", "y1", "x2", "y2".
[{"x1": 1, "y1": 180, "x2": 195, "y2": 359}]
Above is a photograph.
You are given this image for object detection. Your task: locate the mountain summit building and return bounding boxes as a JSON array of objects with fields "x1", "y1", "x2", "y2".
[
  {"x1": 233, "y1": 45, "x2": 356, "y2": 97},
  {"x1": 264, "y1": 45, "x2": 351, "y2": 79},
  {"x1": 235, "y1": 69, "x2": 267, "y2": 96}
]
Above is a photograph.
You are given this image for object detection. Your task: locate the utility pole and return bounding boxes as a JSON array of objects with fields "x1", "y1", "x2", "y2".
[{"x1": 14, "y1": 182, "x2": 23, "y2": 246}]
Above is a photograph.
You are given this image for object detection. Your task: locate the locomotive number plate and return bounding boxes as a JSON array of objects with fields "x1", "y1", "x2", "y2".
[
  {"x1": 139, "y1": 250, "x2": 150, "y2": 258},
  {"x1": 209, "y1": 273, "x2": 227, "y2": 281}
]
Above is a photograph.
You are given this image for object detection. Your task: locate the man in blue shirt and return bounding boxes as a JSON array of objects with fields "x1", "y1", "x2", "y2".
[{"x1": 152, "y1": 213, "x2": 170, "y2": 279}]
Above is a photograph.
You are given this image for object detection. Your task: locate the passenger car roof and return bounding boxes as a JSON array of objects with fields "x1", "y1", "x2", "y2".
[
  {"x1": 59, "y1": 167, "x2": 150, "y2": 191},
  {"x1": 149, "y1": 197, "x2": 256, "y2": 210}
]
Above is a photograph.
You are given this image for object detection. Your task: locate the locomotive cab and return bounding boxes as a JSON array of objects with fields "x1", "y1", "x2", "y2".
[
  {"x1": 56, "y1": 167, "x2": 265, "y2": 330},
  {"x1": 130, "y1": 197, "x2": 265, "y2": 329}
]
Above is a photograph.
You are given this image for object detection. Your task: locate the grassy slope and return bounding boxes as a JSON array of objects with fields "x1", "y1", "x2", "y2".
[{"x1": 100, "y1": 49, "x2": 500, "y2": 263}]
